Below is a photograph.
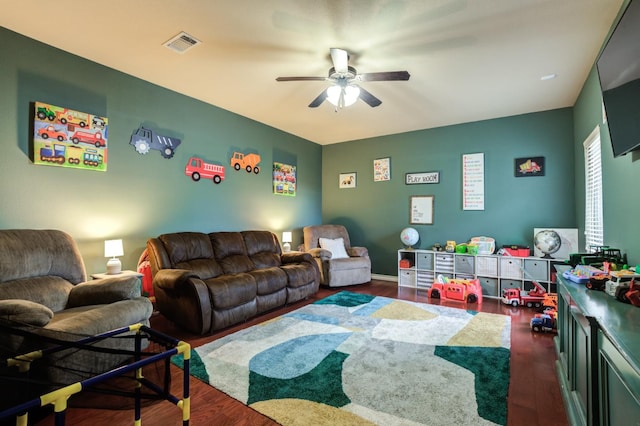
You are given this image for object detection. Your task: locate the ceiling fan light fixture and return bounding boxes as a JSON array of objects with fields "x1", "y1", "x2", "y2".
[{"x1": 327, "y1": 85, "x2": 360, "y2": 108}]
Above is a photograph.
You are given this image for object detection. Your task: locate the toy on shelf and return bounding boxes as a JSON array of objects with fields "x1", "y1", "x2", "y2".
[
  {"x1": 623, "y1": 279, "x2": 640, "y2": 307},
  {"x1": 568, "y1": 246, "x2": 627, "y2": 268},
  {"x1": 427, "y1": 275, "x2": 482, "y2": 304},
  {"x1": 586, "y1": 274, "x2": 610, "y2": 291},
  {"x1": 605, "y1": 270, "x2": 640, "y2": 303},
  {"x1": 562, "y1": 264, "x2": 603, "y2": 284}
]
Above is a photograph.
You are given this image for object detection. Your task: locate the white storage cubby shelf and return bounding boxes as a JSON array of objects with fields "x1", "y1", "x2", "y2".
[{"x1": 398, "y1": 249, "x2": 556, "y2": 298}]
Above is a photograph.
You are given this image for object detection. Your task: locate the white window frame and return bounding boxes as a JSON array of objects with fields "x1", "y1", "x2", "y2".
[{"x1": 583, "y1": 126, "x2": 603, "y2": 252}]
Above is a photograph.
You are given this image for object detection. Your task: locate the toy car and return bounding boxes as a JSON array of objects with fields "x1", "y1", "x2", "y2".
[
  {"x1": 37, "y1": 125, "x2": 67, "y2": 141},
  {"x1": 428, "y1": 276, "x2": 482, "y2": 303},
  {"x1": 605, "y1": 270, "x2": 640, "y2": 299},
  {"x1": 531, "y1": 313, "x2": 556, "y2": 332},
  {"x1": 586, "y1": 274, "x2": 610, "y2": 291}
]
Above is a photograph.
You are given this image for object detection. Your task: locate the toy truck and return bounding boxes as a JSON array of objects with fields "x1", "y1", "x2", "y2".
[
  {"x1": 502, "y1": 279, "x2": 547, "y2": 308},
  {"x1": 605, "y1": 270, "x2": 640, "y2": 301},
  {"x1": 185, "y1": 157, "x2": 225, "y2": 184},
  {"x1": 39, "y1": 144, "x2": 66, "y2": 164},
  {"x1": 230, "y1": 152, "x2": 261, "y2": 174},
  {"x1": 130, "y1": 126, "x2": 182, "y2": 159},
  {"x1": 71, "y1": 130, "x2": 105, "y2": 147},
  {"x1": 428, "y1": 276, "x2": 482, "y2": 303},
  {"x1": 530, "y1": 313, "x2": 556, "y2": 332}
]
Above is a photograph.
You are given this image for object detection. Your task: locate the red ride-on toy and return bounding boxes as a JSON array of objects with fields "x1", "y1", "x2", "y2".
[{"x1": 428, "y1": 276, "x2": 483, "y2": 304}]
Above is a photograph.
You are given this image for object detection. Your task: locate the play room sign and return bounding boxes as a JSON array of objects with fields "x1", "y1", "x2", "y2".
[{"x1": 405, "y1": 171, "x2": 440, "y2": 185}]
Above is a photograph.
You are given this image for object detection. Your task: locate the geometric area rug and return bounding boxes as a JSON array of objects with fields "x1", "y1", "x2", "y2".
[{"x1": 172, "y1": 291, "x2": 511, "y2": 425}]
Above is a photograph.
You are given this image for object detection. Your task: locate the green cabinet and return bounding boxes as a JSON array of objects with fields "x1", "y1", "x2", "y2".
[{"x1": 555, "y1": 265, "x2": 640, "y2": 426}]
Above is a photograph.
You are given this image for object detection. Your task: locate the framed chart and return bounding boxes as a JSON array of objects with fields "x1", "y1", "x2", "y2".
[{"x1": 410, "y1": 195, "x2": 434, "y2": 225}]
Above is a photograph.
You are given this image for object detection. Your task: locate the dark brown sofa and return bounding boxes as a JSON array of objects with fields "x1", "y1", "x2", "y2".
[{"x1": 147, "y1": 230, "x2": 320, "y2": 334}]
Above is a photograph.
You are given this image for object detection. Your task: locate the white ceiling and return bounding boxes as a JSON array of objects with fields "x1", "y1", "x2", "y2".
[{"x1": 0, "y1": 0, "x2": 624, "y2": 145}]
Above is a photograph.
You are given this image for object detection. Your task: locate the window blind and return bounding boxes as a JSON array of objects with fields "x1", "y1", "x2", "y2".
[{"x1": 583, "y1": 128, "x2": 603, "y2": 252}]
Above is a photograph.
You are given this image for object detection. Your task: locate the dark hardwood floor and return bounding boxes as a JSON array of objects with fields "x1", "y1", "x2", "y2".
[{"x1": 30, "y1": 280, "x2": 568, "y2": 426}]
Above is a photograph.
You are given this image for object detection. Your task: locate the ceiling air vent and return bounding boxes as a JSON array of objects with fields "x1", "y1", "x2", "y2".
[{"x1": 163, "y1": 31, "x2": 201, "y2": 54}]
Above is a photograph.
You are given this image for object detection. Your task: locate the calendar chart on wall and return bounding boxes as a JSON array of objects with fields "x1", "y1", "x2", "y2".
[{"x1": 462, "y1": 152, "x2": 484, "y2": 210}]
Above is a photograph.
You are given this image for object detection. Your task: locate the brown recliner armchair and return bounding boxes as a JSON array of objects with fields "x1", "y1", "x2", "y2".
[
  {"x1": 302, "y1": 224, "x2": 371, "y2": 287},
  {"x1": 0, "y1": 229, "x2": 153, "y2": 389}
]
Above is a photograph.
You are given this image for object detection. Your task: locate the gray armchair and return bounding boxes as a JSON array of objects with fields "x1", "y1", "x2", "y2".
[
  {"x1": 0, "y1": 229, "x2": 153, "y2": 390},
  {"x1": 302, "y1": 225, "x2": 371, "y2": 287}
]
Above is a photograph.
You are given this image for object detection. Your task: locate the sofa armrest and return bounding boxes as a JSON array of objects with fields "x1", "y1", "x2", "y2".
[
  {"x1": 153, "y1": 269, "x2": 199, "y2": 292},
  {"x1": 347, "y1": 246, "x2": 369, "y2": 257},
  {"x1": 307, "y1": 247, "x2": 332, "y2": 260},
  {"x1": 281, "y1": 251, "x2": 314, "y2": 264},
  {"x1": 153, "y1": 269, "x2": 212, "y2": 335},
  {"x1": 67, "y1": 275, "x2": 141, "y2": 308}
]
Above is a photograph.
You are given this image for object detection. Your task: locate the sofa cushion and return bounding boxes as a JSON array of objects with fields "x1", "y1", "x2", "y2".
[
  {"x1": 0, "y1": 229, "x2": 86, "y2": 284},
  {"x1": 0, "y1": 276, "x2": 72, "y2": 312},
  {"x1": 66, "y1": 276, "x2": 141, "y2": 308},
  {"x1": 209, "y1": 232, "x2": 254, "y2": 274},
  {"x1": 159, "y1": 232, "x2": 223, "y2": 279},
  {"x1": 49, "y1": 299, "x2": 153, "y2": 335},
  {"x1": 325, "y1": 256, "x2": 371, "y2": 271},
  {"x1": 0, "y1": 299, "x2": 54, "y2": 326},
  {"x1": 319, "y1": 237, "x2": 349, "y2": 259},
  {"x1": 281, "y1": 263, "x2": 318, "y2": 289},
  {"x1": 249, "y1": 267, "x2": 287, "y2": 295},
  {"x1": 243, "y1": 231, "x2": 282, "y2": 268},
  {"x1": 204, "y1": 273, "x2": 256, "y2": 310}
]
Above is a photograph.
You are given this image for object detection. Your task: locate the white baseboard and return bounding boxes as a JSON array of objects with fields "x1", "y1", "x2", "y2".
[{"x1": 371, "y1": 273, "x2": 398, "y2": 282}]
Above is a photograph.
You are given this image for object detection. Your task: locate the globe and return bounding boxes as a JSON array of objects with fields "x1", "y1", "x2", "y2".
[
  {"x1": 534, "y1": 230, "x2": 561, "y2": 258},
  {"x1": 400, "y1": 227, "x2": 420, "y2": 248}
]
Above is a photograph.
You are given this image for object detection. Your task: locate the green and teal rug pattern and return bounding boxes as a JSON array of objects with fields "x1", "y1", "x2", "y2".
[{"x1": 173, "y1": 292, "x2": 511, "y2": 425}]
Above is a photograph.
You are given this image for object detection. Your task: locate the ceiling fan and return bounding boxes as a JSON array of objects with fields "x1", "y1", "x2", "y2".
[{"x1": 276, "y1": 48, "x2": 410, "y2": 110}]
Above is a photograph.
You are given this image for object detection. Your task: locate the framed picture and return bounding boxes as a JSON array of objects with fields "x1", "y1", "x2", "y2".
[
  {"x1": 410, "y1": 195, "x2": 434, "y2": 225},
  {"x1": 339, "y1": 172, "x2": 356, "y2": 189},
  {"x1": 32, "y1": 101, "x2": 108, "y2": 172},
  {"x1": 515, "y1": 156, "x2": 545, "y2": 177},
  {"x1": 272, "y1": 162, "x2": 296, "y2": 196},
  {"x1": 373, "y1": 157, "x2": 390, "y2": 182}
]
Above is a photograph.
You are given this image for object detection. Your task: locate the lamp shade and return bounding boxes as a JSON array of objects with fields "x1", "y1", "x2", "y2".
[
  {"x1": 282, "y1": 231, "x2": 292, "y2": 253},
  {"x1": 327, "y1": 85, "x2": 360, "y2": 107},
  {"x1": 104, "y1": 239, "x2": 124, "y2": 258}
]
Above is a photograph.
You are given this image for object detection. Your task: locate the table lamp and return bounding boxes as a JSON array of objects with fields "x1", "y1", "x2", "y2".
[
  {"x1": 282, "y1": 232, "x2": 292, "y2": 253},
  {"x1": 104, "y1": 239, "x2": 124, "y2": 274}
]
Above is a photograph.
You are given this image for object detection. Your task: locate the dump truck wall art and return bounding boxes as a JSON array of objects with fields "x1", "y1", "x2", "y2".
[{"x1": 130, "y1": 126, "x2": 182, "y2": 159}]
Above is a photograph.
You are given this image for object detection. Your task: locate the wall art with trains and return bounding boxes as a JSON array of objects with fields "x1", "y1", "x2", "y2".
[{"x1": 32, "y1": 101, "x2": 108, "y2": 172}]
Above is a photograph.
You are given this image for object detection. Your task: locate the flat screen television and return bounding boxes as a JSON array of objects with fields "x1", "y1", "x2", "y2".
[{"x1": 596, "y1": 0, "x2": 640, "y2": 157}]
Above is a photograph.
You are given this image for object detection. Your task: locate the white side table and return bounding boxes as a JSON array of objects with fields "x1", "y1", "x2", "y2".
[{"x1": 91, "y1": 270, "x2": 143, "y2": 280}]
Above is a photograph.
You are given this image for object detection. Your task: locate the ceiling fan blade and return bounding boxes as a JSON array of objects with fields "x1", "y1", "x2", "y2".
[
  {"x1": 276, "y1": 76, "x2": 327, "y2": 82},
  {"x1": 308, "y1": 90, "x2": 328, "y2": 108},
  {"x1": 358, "y1": 86, "x2": 382, "y2": 107},
  {"x1": 330, "y1": 48, "x2": 349, "y2": 74},
  {"x1": 356, "y1": 71, "x2": 410, "y2": 82}
]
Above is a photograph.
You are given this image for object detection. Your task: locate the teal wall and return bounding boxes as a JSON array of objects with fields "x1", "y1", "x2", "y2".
[
  {"x1": 3, "y1": 6, "x2": 639, "y2": 280},
  {"x1": 573, "y1": 67, "x2": 640, "y2": 268},
  {"x1": 0, "y1": 27, "x2": 322, "y2": 275},
  {"x1": 322, "y1": 110, "x2": 576, "y2": 275}
]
